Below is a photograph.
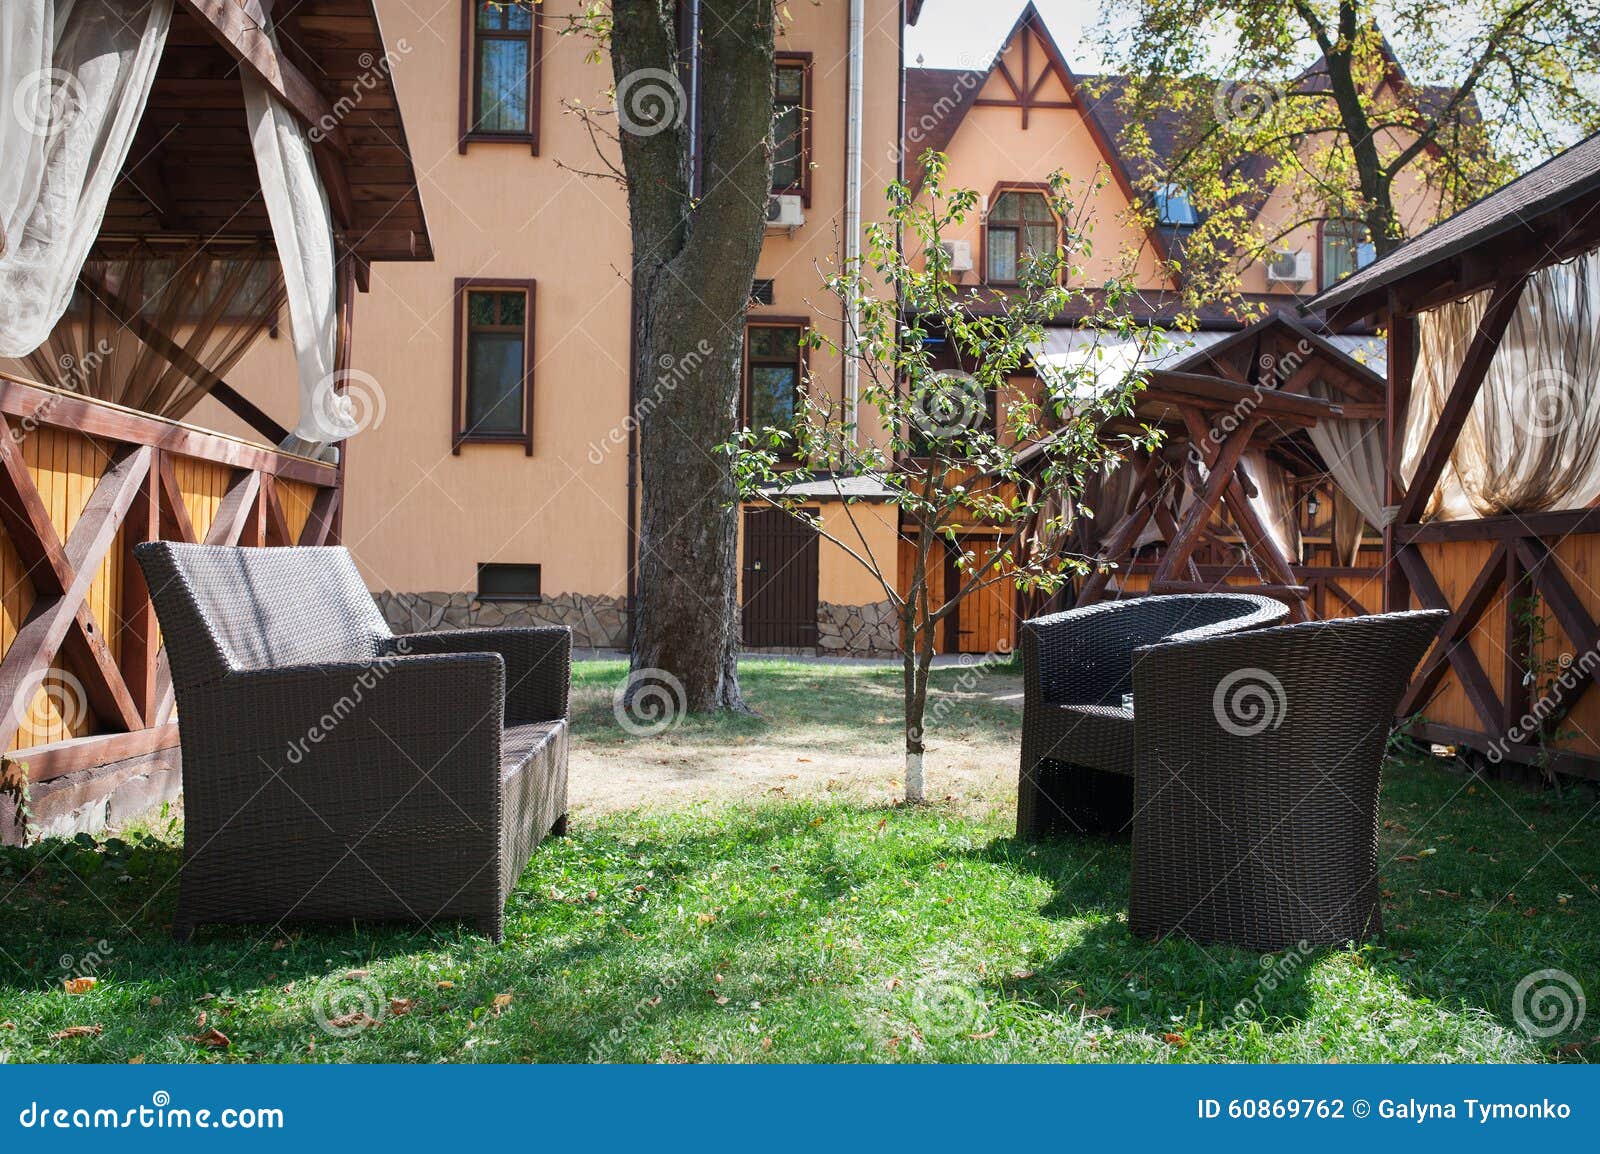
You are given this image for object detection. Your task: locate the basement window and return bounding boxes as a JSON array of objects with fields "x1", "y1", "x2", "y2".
[{"x1": 477, "y1": 563, "x2": 542, "y2": 602}]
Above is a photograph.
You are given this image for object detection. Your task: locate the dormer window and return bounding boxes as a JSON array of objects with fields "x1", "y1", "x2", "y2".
[{"x1": 1154, "y1": 183, "x2": 1199, "y2": 227}]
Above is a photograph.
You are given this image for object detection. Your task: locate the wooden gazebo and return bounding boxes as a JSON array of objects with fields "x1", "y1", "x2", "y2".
[
  {"x1": 1310, "y1": 130, "x2": 1600, "y2": 780},
  {"x1": 1025, "y1": 313, "x2": 1391, "y2": 622},
  {"x1": 0, "y1": 1, "x2": 432, "y2": 842}
]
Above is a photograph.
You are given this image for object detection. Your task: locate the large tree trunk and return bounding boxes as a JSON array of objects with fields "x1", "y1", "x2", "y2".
[{"x1": 612, "y1": 1, "x2": 775, "y2": 712}]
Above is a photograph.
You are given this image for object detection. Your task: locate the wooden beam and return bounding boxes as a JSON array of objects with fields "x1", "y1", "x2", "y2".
[
  {"x1": 1395, "y1": 546, "x2": 1505, "y2": 727},
  {"x1": 156, "y1": 451, "x2": 199, "y2": 545},
  {"x1": 2, "y1": 725, "x2": 180, "y2": 786},
  {"x1": 297, "y1": 485, "x2": 341, "y2": 546},
  {"x1": 176, "y1": 0, "x2": 349, "y2": 154},
  {"x1": 208, "y1": 380, "x2": 290, "y2": 445},
  {"x1": 1154, "y1": 415, "x2": 1262, "y2": 585},
  {"x1": 261, "y1": 473, "x2": 293, "y2": 546},
  {"x1": 118, "y1": 458, "x2": 162, "y2": 724},
  {"x1": 0, "y1": 372, "x2": 337, "y2": 487},
  {"x1": 1395, "y1": 276, "x2": 1527, "y2": 527},
  {"x1": 205, "y1": 469, "x2": 263, "y2": 547}
]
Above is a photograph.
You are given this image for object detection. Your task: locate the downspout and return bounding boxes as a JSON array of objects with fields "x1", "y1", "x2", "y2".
[{"x1": 844, "y1": 0, "x2": 865, "y2": 443}]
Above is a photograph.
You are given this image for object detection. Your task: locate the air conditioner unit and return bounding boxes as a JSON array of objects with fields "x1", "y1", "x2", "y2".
[
  {"x1": 765, "y1": 194, "x2": 805, "y2": 231},
  {"x1": 1266, "y1": 248, "x2": 1313, "y2": 285},
  {"x1": 939, "y1": 239, "x2": 974, "y2": 273}
]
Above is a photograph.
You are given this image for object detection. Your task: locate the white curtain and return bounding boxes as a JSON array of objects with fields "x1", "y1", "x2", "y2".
[
  {"x1": 0, "y1": 0, "x2": 172, "y2": 358},
  {"x1": 242, "y1": 67, "x2": 354, "y2": 455},
  {"x1": 1241, "y1": 450, "x2": 1301, "y2": 566},
  {"x1": 1305, "y1": 377, "x2": 1388, "y2": 562},
  {"x1": 1405, "y1": 249, "x2": 1600, "y2": 520}
]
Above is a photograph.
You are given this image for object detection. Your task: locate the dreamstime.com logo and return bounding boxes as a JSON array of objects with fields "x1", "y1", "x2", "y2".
[
  {"x1": 1213, "y1": 78, "x2": 1281, "y2": 133},
  {"x1": 16, "y1": 1091, "x2": 284, "y2": 1130},
  {"x1": 12, "y1": 68, "x2": 85, "y2": 139},
  {"x1": 1212, "y1": 667, "x2": 1287, "y2": 736},
  {"x1": 1512, "y1": 968, "x2": 1586, "y2": 1040},
  {"x1": 306, "y1": 368, "x2": 387, "y2": 442},
  {"x1": 616, "y1": 68, "x2": 687, "y2": 137},
  {"x1": 613, "y1": 667, "x2": 687, "y2": 736},
  {"x1": 910, "y1": 371, "x2": 986, "y2": 440},
  {"x1": 10, "y1": 669, "x2": 89, "y2": 744},
  {"x1": 313, "y1": 971, "x2": 388, "y2": 1038},
  {"x1": 910, "y1": 979, "x2": 986, "y2": 1039}
]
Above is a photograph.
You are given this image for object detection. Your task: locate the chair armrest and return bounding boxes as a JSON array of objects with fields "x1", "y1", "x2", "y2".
[{"x1": 385, "y1": 627, "x2": 571, "y2": 724}]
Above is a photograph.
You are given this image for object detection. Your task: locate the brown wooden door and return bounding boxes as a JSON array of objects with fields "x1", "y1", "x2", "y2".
[
  {"x1": 954, "y1": 537, "x2": 1015, "y2": 654},
  {"x1": 742, "y1": 507, "x2": 819, "y2": 648}
]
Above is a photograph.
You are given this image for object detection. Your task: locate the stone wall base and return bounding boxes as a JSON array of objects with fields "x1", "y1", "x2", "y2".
[
  {"x1": 2, "y1": 747, "x2": 183, "y2": 847},
  {"x1": 817, "y1": 599, "x2": 900, "y2": 657},
  {"x1": 374, "y1": 591, "x2": 628, "y2": 650}
]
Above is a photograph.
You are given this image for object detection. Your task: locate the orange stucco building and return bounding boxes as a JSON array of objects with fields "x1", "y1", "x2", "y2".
[{"x1": 185, "y1": 0, "x2": 1441, "y2": 657}]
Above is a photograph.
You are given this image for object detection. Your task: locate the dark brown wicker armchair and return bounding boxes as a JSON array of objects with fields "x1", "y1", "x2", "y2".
[
  {"x1": 1017, "y1": 594, "x2": 1290, "y2": 840},
  {"x1": 135, "y1": 542, "x2": 570, "y2": 943},
  {"x1": 1128, "y1": 609, "x2": 1445, "y2": 950}
]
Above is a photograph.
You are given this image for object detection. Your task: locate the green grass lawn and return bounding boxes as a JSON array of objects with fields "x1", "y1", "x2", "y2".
[{"x1": 0, "y1": 661, "x2": 1596, "y2": 1064}]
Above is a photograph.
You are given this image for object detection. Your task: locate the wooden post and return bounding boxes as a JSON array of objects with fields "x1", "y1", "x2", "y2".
[
  {"x1": 1384, "y1": 290, "x2": 1415, "y2": 614},
  {"x1": 119, "y1": 454, "x2": 162, "y2": 723}
]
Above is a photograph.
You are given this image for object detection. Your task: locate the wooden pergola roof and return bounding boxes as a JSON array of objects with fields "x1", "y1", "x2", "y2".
[
  {"x1": 98, "y1": 0, "x2": 432, "y2": 268},
  {"x1": 1307, "y1": 129, "x2": 1600, "y2": 324}
]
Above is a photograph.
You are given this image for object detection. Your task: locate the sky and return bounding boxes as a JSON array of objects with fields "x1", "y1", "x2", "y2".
[{"x1": 903, "y1": 1, "x2": 1109, "y2": 73}]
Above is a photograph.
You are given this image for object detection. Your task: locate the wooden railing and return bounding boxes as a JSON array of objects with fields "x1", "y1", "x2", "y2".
[
  {"x1": 1389, "y1": 509, "x2": 1600, "y2": 780},
  {"x1": 0, "y1": 370, "x2": 340, "y2": 795}
]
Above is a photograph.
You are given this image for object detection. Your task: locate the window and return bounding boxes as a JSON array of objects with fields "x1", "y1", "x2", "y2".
[
  {"x1": 459, "y1": 1, "x2": 541, "y2": 152},
  {"x1": 1153, "y1": 183, "x2": 1199, "y2": 227},
  {"x1": 477, "y1": 562, "x2": 541, "y2": 601},
  {"x1": 452, "y1": 279, "x2": 535, "y2": 454},
  {"x1": 1320, "y1": 219, "x2": 1376, "y2": 290},
  {"x1": 744, "y1": 321, "x2": 806, "y2": 435},
  {"x1": 772, "y1": 55, "x2": 812, "y2": 203},
  {"x1": 985, "y1": 188, "x2": 1059, "y2": 284}
]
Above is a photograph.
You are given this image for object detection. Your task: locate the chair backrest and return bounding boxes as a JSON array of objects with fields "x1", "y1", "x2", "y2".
[
  {"x1": 134, "y1": 542, "x2": 393, "y2": 684},
  {"x1": 1022, "y1": 593, "x2": 1290, "y2": 704}
]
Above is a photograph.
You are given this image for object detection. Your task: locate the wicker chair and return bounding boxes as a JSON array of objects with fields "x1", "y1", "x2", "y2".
[
  {"x1": 1017, "y1": 594, "x2": 1290, "y2": 840},
  {"x1": 134, "y1": 542, "x2": 571, "y2": 943},
  {"x1": 1128, "y1": 609, "x2": 1446, "y2": 950}
]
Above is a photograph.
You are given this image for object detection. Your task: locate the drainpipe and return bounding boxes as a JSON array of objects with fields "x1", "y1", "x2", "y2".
[{"x1": 844, "y1": 0, "x2": 865, "y2": 443}]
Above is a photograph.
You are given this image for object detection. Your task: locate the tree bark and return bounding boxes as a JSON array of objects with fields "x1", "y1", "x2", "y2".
[{"x1": 612, "y1": 1, "x2": 775, "y2": 712}]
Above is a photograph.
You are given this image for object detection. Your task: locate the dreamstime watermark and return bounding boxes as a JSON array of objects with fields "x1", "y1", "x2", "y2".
[
  {"x1": 587, "y1": 972, "x2": 682, "y2": 1061},
  {"x1": 11, "y1": 340, "x2": 115, "y2": 444},
  {"x1": 1212, "y1": 667, "x2": 1287, "y2": 736},
  {"x1": 304, "y1": 368, "x2": 387, "y2": 443},
  {"x1": 909, "y1": 978, "x2": 986, "y2": 1039},
  {"x1": 910, "y1": 370, "x2": 986, "y2": 440},
  {"x1": 1511, "y1": 968, "x2": 1586, "y2": 1040},
  {"x1": 1187, "y1": 340, "x2": 1315, "y2": 467},
  {"x1": 1213, "y1": 78, "x2": 1282, "y2": 134},
  {"x1": 310, "y1": 40, "x2": 413, "y2": 143},
  {"x1": 1517, "y1": 367, "x2": 1581, "y2": 440},
  {"x1": 312, "y1": 971, "x2": 387, "y2": 1038},
  {"x1": 16, "y1": 1092, "x2": 284, "y2": 1131},
  {"x1": 282, "y1": 638, "x2": 410, "y2": 766},
  {"x1": 893, "y1": 69, "x2": 982, "y2": 163},
  {"x1": 911, "y1": 642, "x2": 1013, "y2": 745},
  {"x1": 56, "y1": 940, "x2": 114, "y2": 990},
  {"x1": 616, "y1": 68, "x2": 687, "y2": 138},
  {"x1": 1218, "y1": 939, "x2": 1314, "y2": 1030},
  {"x1": 12, "y1": 68, "x2": 85, "y2": 139},
  {"x1": 1487, "y1": 643, "x2": 1600, "y2": 764},
  {"x1": 9, "y1": 669, "x2": 89, "y2": 745},
  {"x1": 587, "y1": 340, "x2": 713, "y2": 465},
  {"x1": 614, "y1": 667, "x2": 687, "y2": 736}
]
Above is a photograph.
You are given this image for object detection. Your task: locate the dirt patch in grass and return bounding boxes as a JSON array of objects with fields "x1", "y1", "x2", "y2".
[{"x1": 568, "y1": 658, "x2": 1023, "y2": 820}]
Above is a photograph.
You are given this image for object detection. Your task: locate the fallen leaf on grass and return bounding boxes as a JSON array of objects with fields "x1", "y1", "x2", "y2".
[
  {"x1": 492, "y1": 994, "x2": 514, "y2": 1014},
  {"x1": 148, "y1": 996, "x2": 162, "y2": 1007},
  {"x1": 1083, "y1": 1006, "x2": 1116, "y2": 1019},
  {"x1": 1395, "y1": 855, "x2": 1420, "y2": 863},
  {"x1": 186, "y1": 1028, "x2": 231, "y2": 1049},
  {"x1": 389, "y1": 998, "x2": 415, "y2": 1017},
  {"x1": 696, "y1": 912, "x2": 717, "y2": 926},
  {"x1": 128, "y1": 1055, "x2": 144, "y2": 1064},
  {"x1": 1163, "y1": 1033, "x2": 1187, "y2": 1047},
  {"x1": 51, "y1": 1025, "x2": 103, "y2": 1040},
  {"x1": 436, "y1": 981, "x2": 455, "y2": 990},
  {"x1": 63, "y1": 977, "x2": 96, "y2": 995},
  {"x1": 708, "y1": 991, "x2": 730, "y2": 1006},
  {"x1": 345, "y1": 970, "x2": 370, "y2": 980},
  {"x1": 885, "y1": 977, "x2": 902, "y2": 991},
  {"x1": 1, "y1": 1021, "x2": 14, "y2": 1030},
  {"x1": 326, "y1": 1013, "x2": 379, "y2": 1031},
  {"x1": 968, "y1": 1028, "x2": 998, "y2": 1040},
  {"x1": 196, "y1": 1011, "x2": 207, "y2": 1029}
]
